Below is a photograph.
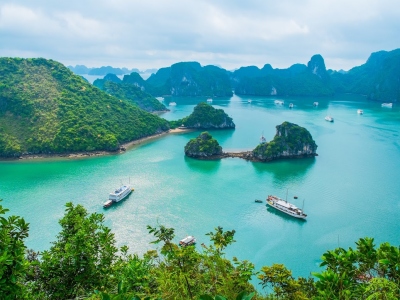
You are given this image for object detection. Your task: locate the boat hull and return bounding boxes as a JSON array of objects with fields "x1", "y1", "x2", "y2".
[{"x1": 266, "y1": 197, "x2": 307, "y2": 219}]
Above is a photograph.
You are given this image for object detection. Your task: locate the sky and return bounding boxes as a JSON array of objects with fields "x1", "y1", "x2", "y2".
[{"x1": 0, "y1": 0, "x2": 399, "y2": 71}]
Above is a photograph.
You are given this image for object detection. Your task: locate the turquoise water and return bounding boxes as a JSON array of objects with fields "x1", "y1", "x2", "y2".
[{"x1": 1, "y1": 94, "x2": 399, "y2": 279}]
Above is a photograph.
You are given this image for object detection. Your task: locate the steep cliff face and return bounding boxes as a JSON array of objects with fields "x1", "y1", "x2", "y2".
[
  {"x1": 184, "y1": 131, "x2": 223, "y2": 158},
  {"x1": 252, "y1": 122, "x2": 317, "y2": 161},
  {"x1": 182, "y1": 102, "x2": 235, "y2": 129}
]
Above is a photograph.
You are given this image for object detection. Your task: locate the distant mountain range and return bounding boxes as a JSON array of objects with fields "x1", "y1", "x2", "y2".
[
  {"x1": 67, "y1": 65, "x2": 158, "y2": 76},
  {"x1": 89, "y1": 48, "x2": 399, "y2": 101}
]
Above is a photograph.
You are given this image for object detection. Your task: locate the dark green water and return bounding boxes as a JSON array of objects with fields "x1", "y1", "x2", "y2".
[{"x1": 1, "y1": 94, "x2": 399, "y2": 278}]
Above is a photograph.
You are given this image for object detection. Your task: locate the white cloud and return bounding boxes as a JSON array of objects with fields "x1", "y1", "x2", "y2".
[{"x1": 0, "y1": 0, "x2": 399, "y2": 71}]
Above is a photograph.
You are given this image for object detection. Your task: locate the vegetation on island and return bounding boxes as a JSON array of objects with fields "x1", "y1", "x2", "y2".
[
  {"x1": 184, "y1": 131, "x2": 223, "y2": 158},
  {"x1": 145, "y1": 62, "x2": 233, "y2": 97},
  {"x1": 1, "y1": 200, "x2": 400, "y2": 299},
  {"x1": 93, "y1": 73, "x2": 167, "y2": 112},
  {"x1": 170, "y1": 102, "x2": 235, "y2": 129},
  {"x1": 0, "y1": 58, "x2": 169, "y2": 157},
  {"x1": 253, "y1": 122, "x2": 317, "y2": 161}
]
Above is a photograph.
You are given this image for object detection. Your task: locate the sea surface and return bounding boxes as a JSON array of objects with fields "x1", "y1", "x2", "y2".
[{"x1": 1, "y1": 94, "x2": 399, "y2": 281}]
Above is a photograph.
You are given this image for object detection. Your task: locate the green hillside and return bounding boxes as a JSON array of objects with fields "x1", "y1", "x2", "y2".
[
  {"x1": 145, "y1": 62, "x2": 233, "y2": 97},
  {"x1": 93, "y1": 73, "x2": 167, "y2": 112},
  {"x1": 0, "y1": 58, "x2": 169, "y2": 157}
]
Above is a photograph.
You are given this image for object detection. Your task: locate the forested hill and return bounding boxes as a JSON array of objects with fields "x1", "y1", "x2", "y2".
[
  {"x1": 330, "y1": 49, "x2": 400, "y2": 102},
  {"x1": 93, "y1": 73, "x2": 167, "y2": 112},
  {"x1": 0, "y1": 58, "x2": 169, "y2": 157},
  {"x1": 145, "y1": 62, "x2": 233, "y2": 97},
  {"x1": 231, "y1": 55, "x2": 334, "y2": 97}
]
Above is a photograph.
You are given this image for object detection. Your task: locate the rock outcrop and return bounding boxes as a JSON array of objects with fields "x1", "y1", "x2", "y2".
[
  {"x1": 252, "y1": 122, "x2": 317, "y2": 161},
  {"x1": 184, "y1": 132, "x2": 223, "y2": 158},
  {"x1": 181, "y1": 102, "x2": 235, "y2": 129}
]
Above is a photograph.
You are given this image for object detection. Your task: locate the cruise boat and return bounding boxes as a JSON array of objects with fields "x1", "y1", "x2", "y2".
[
  {"x1": 313, "y1": 102, "x2": 319, "y2": 107},
  {"x1": 207, "y1": 98, "x2": 213, "y2": 103},
  {"x1": 266, "y1": 195, "x2": 307, "y2": 219},
  {"x1": 357, "y1": 109, "x2": 363, "y2": 114},
  {"x1": 109, "y1": 185, "x2": 133, "y2": 202},
  {"x1": 179, "y1": 235, "x2": 196, "y2": 247},
  {"x1": 381, "y1": 103, "x2": 393, "y2": 108},
  {"x1": 325, "y1": 115, "x2": 334, "y2": 122},
  {"x1": 169, "y1": 102, "x2": 177, "y2": 106},
  {"x1": 274, "y1": 100, "x2": 284, "y2": 105},
  {"x1": 289, "y1": 103, "x2": 294, "y2": 108}
]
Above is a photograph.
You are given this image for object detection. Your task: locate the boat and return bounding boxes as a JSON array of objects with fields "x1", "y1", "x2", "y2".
[
  {"x1": 381, "y1": 103, "x2": 393, "y2": 108},
  {"x1": 169, "y1": 102, "x2": 177, "y2": 106},
  {"x1": 274, "y1": 100, "x2": 284, "y2": 105},
  {"x1": 357, "y1": 109, "x2": 363, "y2": 114},
  {"x1": 260, "y1": 132, "x2": 267, "y2": 144},
  {"x1": 313, "y1": 102, "x2": 319, "y2": 106},
  {"x1": 255, "y1": 199, "x2": 263, "y2": 203},
  {"x1": 109, "y1": 184, "x2": 133, "y2": 203},
  {"x1": 325, "y1": 115, "x2": 334, "y2": 122},
  {"x1": 207, "y1": 98, "x2": 213, "y2": 103},
  {"x1": 103, "y1": 200, "x2": 113, "y2": 208},
  {"x1": 179, "y1": 235, "x2": 196, "y2": 247},
  {"x1": 248, "y1": 99, "x2": 252, "y2": 103},
  {"x1": 289, "y1": 103, "x2": 294, "y2": 108},
  {"x1": 155, "y1": 97, "x2": 164, "y2": 101},
  {"x1": 266, "y1": 195, "x2": 307, "y2": 219}
]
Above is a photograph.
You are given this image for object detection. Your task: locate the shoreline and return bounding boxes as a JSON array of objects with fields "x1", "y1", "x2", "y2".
[{"x1": 0, "y1": 128, "x2": 193, "y2": 162}]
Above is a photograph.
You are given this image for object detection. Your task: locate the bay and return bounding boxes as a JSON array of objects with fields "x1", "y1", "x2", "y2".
[{"x1": 1, "y1": 94, "x2": 399, "y2": 279}]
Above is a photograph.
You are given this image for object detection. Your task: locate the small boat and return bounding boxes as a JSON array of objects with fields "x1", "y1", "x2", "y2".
[
  {"x1": 266, "y1": 195, "x2": 307, "y2": 219},
  {"x1": 260, "y1": 132, "x2": 267, "y2": 144},
  {"x1": 274, "y1": 100, "x2": 284, "y2": 105},
  {"x1": 357, "y1": 109, "x2": 363, "y2": 114},
  {"x1": 248, "y1": 99, "x2": 252, "y2": 103},
  {"x1": 294, "y1": 196, "x2": 298, "y2": 199},
  {"x1": 155, "y1": 97, "x2": 164, "y2": 101},
  {"x1": 325, "y1": 115, "x2": 334, "y2": 122},
  {"x1": 313, "y1": 102, "x2": 319, "y2": 106},
  {"x1": 179, "y1": 236, "x2": 196, "y2": 247},
  {"x1": 289, "y1": 103, "x2": 294, "y2": 108},
  {"x1": 255, "y1": 199, "x2": 263, "y2": 203},
  {"x1": 103, "y1": 200, "x2": 113, "y2": 208},
  {"x1": 169, "y1": 102, "x2": 177, "y2": 106},
  {"x1": 381, "y1": 103, "x2": 393, "y2": 108},
  {"x1": 207, "y1": 98, "x2": 213, "y2": 103}
]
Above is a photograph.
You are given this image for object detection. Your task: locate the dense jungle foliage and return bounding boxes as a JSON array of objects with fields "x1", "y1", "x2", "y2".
[
  {"x1": 253, "y1": 122, "x2": 317, "y2": 161},
  {"x1": 170, "y1": 102, "x2": 235, "y2": 129},
  {"x1": 1, "y1": 200, "x2": 399, "y2": 299},
  {"x1": 0, "y1": 58, "x2": 169, "y2": 157},
  {"x1": 93, "y1": 73, "x2": 167, "y2": 112},
  {"x1": 145, "y1": 62, "x2": 233, "y2": 97},
  {"x1": 184, "y1": 131, "x2": 223, "y2": 157}
]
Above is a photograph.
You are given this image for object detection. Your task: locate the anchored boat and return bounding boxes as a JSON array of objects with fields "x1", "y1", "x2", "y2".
[
  {"x1": 266, "y1": 195, "x2": 307, "y2": 219},
  {"x1": 179, "y1": 236, "x2": 196, "y2": 247},
  {"x1": 103, "y1": 183, "x2": 134, "y2": 208}
]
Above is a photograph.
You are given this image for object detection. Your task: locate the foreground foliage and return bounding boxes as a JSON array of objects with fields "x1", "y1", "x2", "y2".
[
  {"x1": 0, "y1": 58, "x2": 169, "y2": 157},
  {"x1": 0, "y1": 201, "x2": 399, "y2": 299}
]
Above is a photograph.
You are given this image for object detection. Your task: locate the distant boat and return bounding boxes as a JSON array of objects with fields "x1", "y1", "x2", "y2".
[
  {"x1": 155, "y1": 97, "x2": 164, "y2": 101},
  {"x1": 313, "y1": 102, "x2": 319, "y2": 107},
  {"x1": 179, "y1": 236, "x2": 196, "y2": 247},
  {"x1": 207, "y1": 98, "x2": 213, "y2": 103},
  {"x1": 255, "y1": 199, "x2": 263, "y2": 203},
  {"x1": 260, "y1": 132, "x2": 267, "y2": 144},
  {"x1": 103, "y1": 184, "x2": 134, "y2": 208},
  {"x1": 381, "y1": 103, "x2": 393, "y2": 108},
  {"x1": 169, "y1": 102, "x2": 177, "y2": 106},
  {"x1": 325, "y1": 115, "x2": 334, "y2": 122},
  {"x1": 248, "y1": 99, "x2": 252, "y2": 103},
  {"x1": 266, "y1": 194, "x2": 307, "y2": 219},
  {"x1": 289, "y1": 103, "x2": 294, "y2": 108},
  {"x1": 357, "y1": 109, "x2": 363, "y2": 114},
  {"x1": 274, "y1": 100, "x2": 284, "y2": 105}
]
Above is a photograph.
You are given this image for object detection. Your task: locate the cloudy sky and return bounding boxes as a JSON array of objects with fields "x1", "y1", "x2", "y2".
[{"x1": 1, "y1": 0, "x2": 399, "y2": 71}]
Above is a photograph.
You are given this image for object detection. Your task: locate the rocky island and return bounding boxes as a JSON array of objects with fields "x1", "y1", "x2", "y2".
[
  {"x1": 184, "y1": 122, "x2": 317, "y2": 162},
  {"x1": 171, "y1": 102, "x2": 235, "y2": 129},
  {"x1": 184, "y1": 131, "x2": 223, "y2": 158}
]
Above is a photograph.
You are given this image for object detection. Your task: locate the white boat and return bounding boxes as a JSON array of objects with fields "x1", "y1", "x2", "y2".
[
  {"x1": 155, "y1": 97, "x2": 164, "y2": 101},
  {"x1": 289, "y1": 103, "x2": 294, "y2": 108},
  {"x1": 207, "y1": 98, "x2": 213, "y2": 103},
  {"x1": 260, "y1": 132, "x2": 267, "y2": 144},
  {"x1": 179, "y1": 235, "x2": 196, "y2": 247},
  {"x1": 169, "y1": 102, "x2": 177, "y2": 106},
  {"x1": 109, "y1": 185, "x2": 133, "y2": 202},
  {"x1": 313, "y1": 102, "x2": 319, "y2": 106},
  {"x1": 103, "y1": 200, "x2": 113, "y2": 208},
  {"x1": 325, "y1": 115, "x2": 334, "y2": 122},
  {"x1": 357, "y1": 109, "x2": 363, "y2": 114},
  {"x1": 266, "y1": 195, "x2": 307, "y2": 219},
  {"x1": 248, "y1": 99, "x2": 252, "y2": 103},
  {"x1": 274, "y1": 100, "x2": 284, "y2": 105},
  {"x1": 381, "y1": 103, "x2": 393, "y2": 108}
]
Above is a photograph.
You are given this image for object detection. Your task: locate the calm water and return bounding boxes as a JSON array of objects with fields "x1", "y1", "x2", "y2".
[{"x1": 1, "y1": 94, "x2": 399, "y2": 279}]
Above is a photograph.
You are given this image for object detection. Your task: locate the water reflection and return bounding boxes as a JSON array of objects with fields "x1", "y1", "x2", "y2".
[{"x1": 184, "y1": 156, "x2": 221, "y2": 173}]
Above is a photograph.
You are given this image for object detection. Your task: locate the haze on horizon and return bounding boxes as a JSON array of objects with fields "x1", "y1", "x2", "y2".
[{"x1": 0, "y1": 0, "x2": 399, "y2": 72}]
